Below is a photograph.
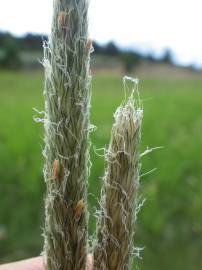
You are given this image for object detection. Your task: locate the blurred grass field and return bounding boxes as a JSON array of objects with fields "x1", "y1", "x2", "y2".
[{"x1": 0, "y1": 71, "x2": 202, "y2": 269}]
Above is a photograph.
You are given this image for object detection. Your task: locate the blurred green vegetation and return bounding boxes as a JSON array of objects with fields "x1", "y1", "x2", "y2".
[
  {"x1": 0, "y1": 71, "x2": 202, "y2": 269},
  {"x1": 0, "y1": 33, "x2": 22, "y2": 69}
]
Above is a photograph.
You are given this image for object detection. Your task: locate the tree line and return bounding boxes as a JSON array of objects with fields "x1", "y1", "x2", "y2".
[{"x1": 0, "y1": 31, "x2": 173, "y2": 70}]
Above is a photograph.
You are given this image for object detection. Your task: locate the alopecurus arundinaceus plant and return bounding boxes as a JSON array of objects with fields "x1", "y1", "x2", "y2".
[
  {"x1": 42, "y1": 0, "x2": 92, "y2": 269},
  {"x1": 42, "y1": 0, "x2": 144, "y2": 268},
  {"x1": 94, "y1": 79, "x2": 143, "y2": 269}
]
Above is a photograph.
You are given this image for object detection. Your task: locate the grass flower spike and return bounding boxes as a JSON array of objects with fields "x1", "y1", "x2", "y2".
[
  {"x1": 94, "y1": 78, "x2": 143, "y2": 269},
  {"x1": 43, "y1": 0, "x2": 91, "y2": 269}
]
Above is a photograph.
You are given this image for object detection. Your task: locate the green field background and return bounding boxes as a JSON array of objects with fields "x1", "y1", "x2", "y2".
[{"x1": 0, "y1": 71, "x2": 202, "y2": 269}]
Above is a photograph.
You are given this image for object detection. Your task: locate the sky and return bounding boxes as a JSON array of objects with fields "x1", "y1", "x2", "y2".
[{"x1": 0, "y1": 0, "x2": 202, "y2": 66}]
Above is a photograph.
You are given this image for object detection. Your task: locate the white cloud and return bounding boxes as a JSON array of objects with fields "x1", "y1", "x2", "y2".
[{"x1": 0, "y1": 0, "x2": 52, "y2": 35}]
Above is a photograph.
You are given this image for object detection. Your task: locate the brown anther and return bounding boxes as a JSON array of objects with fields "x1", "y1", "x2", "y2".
[
  {"x1": 86, "y1": 39, "x2": 93, "y2": 55},
  {"x1": 58, "y1": 11, "x2": 66, "y2": 28},
  {"x1": 53, "y1": 159, "x2": 63, "y2": 181},
  {"x1": 75, "y1": 199, "x2": 85, "y2": 220}
]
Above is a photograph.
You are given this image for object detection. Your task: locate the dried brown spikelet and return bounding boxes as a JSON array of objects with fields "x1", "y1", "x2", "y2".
[
  {"x1": 58, "y1": 11, "x2": 66, "y2": 28},
  {"x1": 53, "y1": 159, "x2": 63, "y2": 181},
  {"x1": 86, "y1": 39, "x2": 93, "y2": 55},
  {"x1": 75, "y1": 199, "x2": 85, "y2": 220}
]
